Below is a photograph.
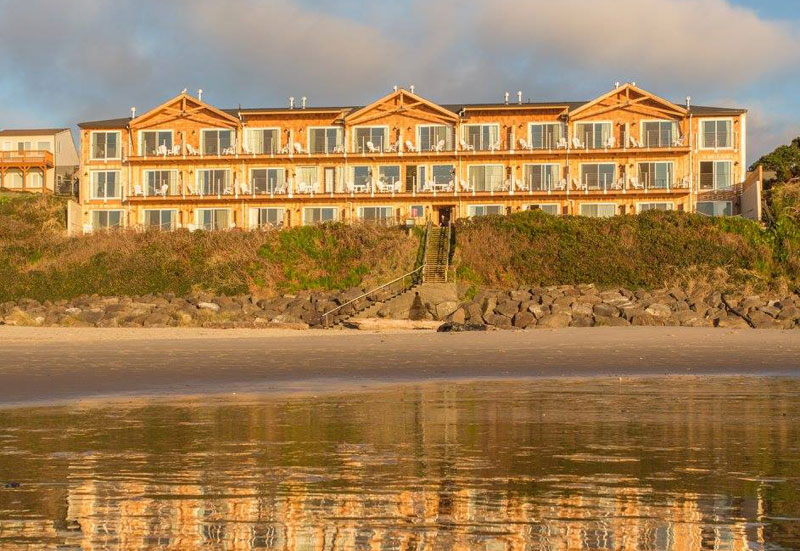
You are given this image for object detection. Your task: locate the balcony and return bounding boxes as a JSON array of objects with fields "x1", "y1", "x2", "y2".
[{"x1": 0, "y1": 150, "x2": 54, "y2": 168}]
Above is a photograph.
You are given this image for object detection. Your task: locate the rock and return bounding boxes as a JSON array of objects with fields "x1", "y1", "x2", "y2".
[
  {"x1": 434, "y1": 301, "x2": 459, "y2": 320},
  {"x1": 570, "y1": 315, "x2": 593, "y2": 327},
  {"x1": 644, "y1": 303, "x2": 672, "y2": 318},
  {"x1": 494, "y1": 300, "x2": 520, "y2": 318},
  {"x1": 631, "y1": 313, "x2": 665, "y2": 326},
  {"x1": 76, "y1": 310, "x2": 104, "y2": 325},
  {"x1": 670, "y1": 310, "x2": 701, "y2": 325},
  {"x1": 552, "y1": 295, "x2": 574, "y2": 308},
  {"x1": 466, "y1": 302, "x2": 484, "y2": 323},
  {"x1": 437, "y1": 321, "x2": 488, "y2": 332},
  {"x1": 449, "y1": 307, "x2": 466, "y2": 324},
  {"x1": 669, "y1": 288, "x2": 687, "y2": 302},
  {"x1": 485, "y1": 313, "x2": 512, "y2": 329},
  {"x1": 64, "y1": 307, "x2": 81, "y2": 315},
  {"x1": 594, "y1": 315, "x2": 630, "y2": 327},
  {"x1": 570, "y1": 303, "x2": 594, "y2": 317},
  {"x1": 536, "y1": 313, "x2": 571, "y2": 328},
  {"x1": 528, "y1": 303, "x2": 547, "y2": 319},
  {"x1": 197, "y1": 302, "x2": 220, "y2": 312},
  {"x1": 777, "y1": 305, "x2": 800, "y2": 321},
  {"x1": 748, "y1": 311, "x2": 782, "y2": 329},
  {"x1": 740, "y1": 296, "x2": 763, "y2": 310},
  {"x1": 717, "y1": 316, "x2": 751, "y2": 329},
  {"x1": 482, "y1": 295, "x2": 498, "y2": 317},
  {"x1": 512, "y1": 311, "x2": 536, "y2": 329},
  {"x1": 142, "y1": 312, "x2": 171, "y2": 327},
  {"x1": 593, "y1": 303, "x2": 619, "y2": 317}
]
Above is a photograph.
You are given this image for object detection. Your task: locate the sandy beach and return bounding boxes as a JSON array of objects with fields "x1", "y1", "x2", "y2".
[{"x1": 1, "y1": 325, "x2": 798, "y2": 406}]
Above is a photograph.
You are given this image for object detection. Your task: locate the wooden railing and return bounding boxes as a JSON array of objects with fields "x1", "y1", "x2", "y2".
[{"x1": 0, "y1": 150, "x2": 54, "y2": 166}]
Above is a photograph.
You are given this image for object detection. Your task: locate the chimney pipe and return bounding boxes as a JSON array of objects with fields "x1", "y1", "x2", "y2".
[
  {"x1": 631, "y1": 81, "x2": 636, "y2": 87},
  {"x1": 409, "y1": 84, "x2": 415, "y2": 94},
  {"x1": 198, "y1": 89, "x2": 203, "y2": 101},
  {"x1": 301, "y1": 96, "x2": 307, "y2": 109},
  {"x1": 517, "y1": 91, "x2": 522, "y2": 105},
  {"x1": 686, "y1": 96, "x2": 691, "y2": 109},
  {"x1": 614, "y1": 81, "x2": 620, "y2": 89},
  {"x1": 289, "y1": 96, "x2": 295, "y2": 109},
  {"x1": 393, "y1": 85, "x2": 398, "y2": 92},
  {"x1": 130, "y1": 107, "x2": 136, "y2": 119},
  {"x1": 504, "y1": 92, "x2": 509, "y2": 105}
]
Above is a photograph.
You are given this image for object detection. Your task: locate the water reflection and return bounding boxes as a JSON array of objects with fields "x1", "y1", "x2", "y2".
[{"x1": 1, "y1": 377, "x2": 799, "y2": 550}]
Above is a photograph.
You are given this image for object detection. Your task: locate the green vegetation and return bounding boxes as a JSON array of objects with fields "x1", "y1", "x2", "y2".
[
  {"x1": 453, "y1": 209, "x2": 795, "y2": 291},
  {"x1": 0, "y1": 195, "x2": 418, "y2": 302},
  {"x1": 751, "y1": 137, "x2": 800, "y2": 183}
]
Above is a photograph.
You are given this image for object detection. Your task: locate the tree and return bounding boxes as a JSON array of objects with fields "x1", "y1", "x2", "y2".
[{"x1": 750, "y1": 137, "x2": 800, "y2": 182}]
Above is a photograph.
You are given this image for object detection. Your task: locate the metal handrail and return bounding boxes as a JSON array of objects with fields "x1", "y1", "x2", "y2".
[{"x1": 321, "y1": 264, "x2": 425, "y2": 327}]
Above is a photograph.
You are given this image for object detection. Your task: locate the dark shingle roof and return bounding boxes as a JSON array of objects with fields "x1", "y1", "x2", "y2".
[
  {"x1": 77, "y1": 118, "x2": 130, "y2": 129},
  {"x1": 0, "y1": 128, "x2": 70, "y2": 136}
]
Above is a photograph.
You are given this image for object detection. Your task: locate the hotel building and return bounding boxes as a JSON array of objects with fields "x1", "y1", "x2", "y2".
[{"x1": 75, "y1": 83, "x2": 757, "y2": 232}]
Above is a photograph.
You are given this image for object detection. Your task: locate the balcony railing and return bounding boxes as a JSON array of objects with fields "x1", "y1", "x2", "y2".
[{"x1": 0, "y1": 150, "x2": 54, "y2": 166}]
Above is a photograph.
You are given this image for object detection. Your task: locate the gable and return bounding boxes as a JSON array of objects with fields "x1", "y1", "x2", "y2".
[
  {"x1": 345, "y1": 89, "x2": 459, "y2": 127},
  {"x1": 570, "y1": 84, "x2": 686, "y2": 121},
  {"x1": 131, "y1": 94, "x2": 240, "y2": 130}
]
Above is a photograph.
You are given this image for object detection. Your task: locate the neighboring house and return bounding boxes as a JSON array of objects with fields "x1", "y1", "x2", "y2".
[
  {"x1": 0, "y1": 128, "x2": 79, "y2": 195},
  {"x1": 75, "y1": 83, "x2": 758, "y2": 232}
]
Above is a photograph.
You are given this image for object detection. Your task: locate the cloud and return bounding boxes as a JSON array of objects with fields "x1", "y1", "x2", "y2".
[{"x1": 0, "y1": 0, "x2": 797, "y2": 161}]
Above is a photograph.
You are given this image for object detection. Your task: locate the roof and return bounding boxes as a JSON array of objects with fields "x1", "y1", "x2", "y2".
[
  {"x1": 0, "y1": 128, "x2": 70, "y2": 136},
  {"x1": 76, "y1": 95, "x2": 746, "y2": 128}
]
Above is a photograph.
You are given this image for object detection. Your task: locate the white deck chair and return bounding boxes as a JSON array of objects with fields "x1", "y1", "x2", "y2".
[
  {"x1": 556, "y1": 137, "x2": 568, "y2": 149},
  {"x1": 278, "y1": 144, "x2": 291, "y2": 154},
  {"x1": 432, "y1": 139, "x2": 445, "y2": 152},
  {"x1": 460, "y1": 179, "x2": 473, "y2": 192},
  {"x1": 405, "y1": 140, "x2": 417, "y2": 152},
  {"x1": 293, "y1": 142, "x2": 305, "y2": 154},
  {"x1": 572, "y1": 177, "x2": 584, "y2": 191},
  {"x1": 241, "y1": 142, "x2": 252, "y2": 155},
  {"x1": 628, "y1": 134, "x2": 642, "y2": 148},
  {"x1": 489, "y1": 140, "x2": 502, "y2": 152},
  {"x1": 296, "y1": 181, "x2": 314, "y2": 194},
  {"x1": 572, "y1": 137, "x2": 584, "y2": 149},
  {"x1": 160, "y1": 183, "x2": 169, "y2": 197},
  {"x1": 133, "y1": 184, "x2": 144, "y2": 196},
  {"x1": 553, "y1": 179, "x2": 567, "y2": 191},
  {"x1": 459, "y1": 139, "x2": 475, "y2": 152},
  {"x1": 518, "y1": 139, "x2": 534, "y2": 151},
  {"x1": 628, "y1": 176, "x2": 644, "y2": 190},
  {"x1": 157, "y1": 144, "x2": 168, "y2": 156},
  {"x1": 366, "y1": 141, "x2": 381, "y2": 154},
  {"x1": 604, "y1": 136, "x2": 616, "y2": 148},
  {"x1": 170, "y1": 144, "x2": 181, "y2": 155},
  {"x1": 186, "y1": 144, "x2": 199, "y2": 155},
  {"x1": 332, "y1": 143, "x2": 345, "y2": 153},
  {"x1": 273, "y1": 180, "x2": 288, "y2": 194},
  {"x1": 387, "y1": 139, "x2": 401, "y2": 153},
  {"x1": 673, "y1": 135, "x2": 687, "y2": 147}
]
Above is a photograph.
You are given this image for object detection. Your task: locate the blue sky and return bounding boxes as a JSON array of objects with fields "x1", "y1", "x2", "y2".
[{"x1": 0, "y1": 0, "x2": 798, "y2": 163}]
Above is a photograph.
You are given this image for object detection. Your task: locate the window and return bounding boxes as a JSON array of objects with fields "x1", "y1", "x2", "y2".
[
  {"x1": 378, "y1": 165, "x2": 400, "y2": 185},
  {"x1": 143, "y1": 170, "x2": 177, "y2": 196},
  {"x1": 28, "y1": 170, "x2": 44, "y2": 188},
  {"x1": 139, "y1": 130, "x2": 172, "y2": 155},
  {"x1": 638, "y1": 162, "x2": 673, "y2": 189},
  {"x1": 37, "y1": 141, "x2": 50, "y2": 152},
  {"x1": 418, "y1": 125, "x2": 453, "y2": 151},
  {"x1": 197, "y1": 169, "x2": 230, "y2": 195},
  {"x1": 91, "y1": 131, "x2": 120, "y2": 160},
  {"x1": 529, "y1": 123, "x2": 565, "y2": 149},
  {"x1": 251, "y1": 168, "x2": 285, "y2": 194},
  {"x1": 201, "y1": 129, "x2": 233, "y2": 155},
  {"x1": 143, "y1": 209, "x2": 176, "y2": 230},
  {"x1": 353, "y1": 127, "x2": 388, "y2": 152},
  {"x1": 701, "y1": 119, "x2": 732, "y2": 149},
  {"x1": 641, "y1": 121, "x2": 677, "y2": 148},
  {"x1": 575, "y1": 122, "x2": 612, "y2": 149},
  {"x1": 581, "y1": 164, "x2": 615, "y2": 190},
  {"x1": 527, "y1": 204, "x2": 559, "y2": 215},
  {"x1": 699, "y1": 161, "x2": 732, "y2": 190},
  {"x1": 252, "y1": 208, "x2": 284, "y2": 228},
  {"x1": 697, "y1": 201, "x2": 732, "y2": 217},
  {"x1": 296, "y1": 166, "x2": 319, "y2": 189},
  {"x1": 92, "y1": 171, "x2": 120, "y2": 199},
  {"x1": 524, "y1": 164, "x2": 560, "y2": 191},
  {"x1": 5, "y1": 169, "x2": 23, "y2": 188},
  {"x1": 359, "y1": 206, "x2": 394, "y2": 224},
  {"x1": 309, "y1": 127, "x2": 342, "y2": 154},
  {"x1": 467, "y1": 165, "x2": 504, "y2": 192},
  {"x1": 432, "y1": 164, "x2": 455, "y2": 186},
  {"x1": 463, "y1": 124, "x2": 499, "y2": 150},
  {"x1": 579, "y1": 203, "x2": 617, "y2": 218},
  {"x1": 92, "y1": 210, "x2": 123, "y2": 229},
  {"x1": 351, "y1": 166, "x2": 371, "y2": 188},
  {"x1": 468, "y1": 205, "x2": 504, "y2": 217},
  {"x1": 246, "y1": 128, "x2": 279, "y2": 154},
  {"x1": 303, "y1": 207, "x2": 337, "y2": 225},
  {"x1": 637, "y1": 202, "x2": 674, "y2": 213},
  {"x1": 196, "y1": 209, "x2": 231, "y2": 230},
  {"x1": 409, "y1": 205, "x2": 425, "y2": 218}
]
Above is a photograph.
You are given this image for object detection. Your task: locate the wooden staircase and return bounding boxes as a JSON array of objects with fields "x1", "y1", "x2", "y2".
[{"x1": 423, "y1": 223, "x2": 451, "y2": 283}]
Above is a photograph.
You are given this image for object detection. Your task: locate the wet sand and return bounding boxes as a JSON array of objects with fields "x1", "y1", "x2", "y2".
[{"x1": 1, "y1": 326, "x2": 798, "y2": 406}]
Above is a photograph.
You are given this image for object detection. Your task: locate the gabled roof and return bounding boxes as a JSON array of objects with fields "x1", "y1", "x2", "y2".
[
  {"x1": 345, "y1": 88, "x2": 459, "y2": 125},
  {"x1": 570, "y1": 83, "x2": 687, "y2": 119},
  {"x1": 131, "y1": 92, "x2": 241, "y2": 129},
  {"x1": 0, "y1": 128, "x2": 70, "y2": 136}
]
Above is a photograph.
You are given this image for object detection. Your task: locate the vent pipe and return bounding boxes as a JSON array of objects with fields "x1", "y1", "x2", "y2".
[
  {"x1": 130, "y1": 107, "x2": 136, "y2": 119},
  {"x1": 301, "y1": 96, "x2": 307, "y2": 109},
  {"x1": 517, "y1": 91, "x2": 523, "y2": 105},
  {"x1": 631, "y1": 81, "x2": 636, "y2": 87},
  {"x1": 614, "y1": 81, "x2": 620, "y2": 89},
  {"x1": 409, "y1": 84, "x2": 415, "y2": 94},
  {"x1": 289, "y1": 96, "x2": 295, "y2": 109},
  {"x1": 393, "y1": 85, "x2": 398, "y2": 92},
  {"x1": 686, "y1": 96, "x2": 691, "y2": 109},
  {"x1": 198, "y1": 89, "x2": 203, "y2": 101},
  {"x1": 504, "y1": 92, "x2": 509, "y2": 105}
]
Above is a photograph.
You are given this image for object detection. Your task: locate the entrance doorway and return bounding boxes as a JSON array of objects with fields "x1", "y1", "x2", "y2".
[{"x1": 436, "y1": 205, "x2": 454, "y2": 226}]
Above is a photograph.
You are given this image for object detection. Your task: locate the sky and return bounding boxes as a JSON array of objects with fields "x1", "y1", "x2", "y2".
[{"x1": 0, "y1": 0, "x2": 798, "y2": 163}]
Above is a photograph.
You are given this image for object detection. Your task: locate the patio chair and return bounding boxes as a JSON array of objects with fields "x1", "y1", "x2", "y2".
[
  {"x1": 278, "y1": 144, "x2": 291, "y2": 154},
  {"x1": 186, "y1": 144, "x2": 200, "y2": 156},
  {"x1": 459, "y1": 139, "x2": 475, "y2": 152},
  {"x1": 604, "y1": 136, "x2": 616, "y2": 148},
  {"x1": 222, "y1": 146, "x2": 236, "y2": 156},
  {"x1": 518, "y1": 139, "x2": 534, "y2": 151},
  {"x1": 239, "y1": 182, "x2": 251, "y2": 195},
  {"x1": 273, "y1": 181, "x2": 288, "y2": 194},
  {"x1": 431, "y1": 139, "x2": 445, "y2": 152},
  {"x1": 679, "y1": 176, "x2": 690, "y2": 188},
  {"x1": 133, "y1": 184, "x2": 144, "y2": 196},
  {"x1": 170, "y1": 144, "x2": 181, "y2": 155},
  {"x1": 489, "y1": 140, "x2": 502, "y2": 152},
  {"x1": 628, "y1": 135, "x2": 642, "y2": 148},
  {"x1": 572, "y1": 137, "x2": 584, "y2": 149},
  {"x1": 460, "y1": 179, "x2": 473, "y2": 192},
  {"x1": 296, "y1": 181, "x2": 314, "y2": 194},
  {"x1": 628, "y1": 176, "x2": 644, "y2": 190},
  {"x1": 332, "y1": 144, "x2": 345, "y2": 154},
  {"x1": 515, "y1": 178, "x2": 528, "y2": 191},
  {"x1": 366, "y1": 141, "x2": 381, "y2": 154},
  {"x1": 405, "y1": 140, "x2": 417, "y2": 152},
  {"x1": 187, "y1": 183, "x2": 195, "y2": 195},
  {"x1": 293, "y1": 142, "x2": 305, "y2": 154},
  {"x1": 241, "y1": 142, "x2": 251, "y2": 155},
  {"x1": 553, "y1": 179, "x2": 567, "y2": 191},
  {"x1": 673, "y1": 135, "x2": 687, "y2": 147},
  {"x1": 612, "y1": 177, "x2": 625, "y2": 190},
  {"x1": 157, "y1": 144, "x2": 168, "y2": 156},
  {"x1": 556, "y1": 137, "x2": 568, "y2": 149},
  {"x1": 572, "y1": 177, "x2": 584, "y2": 191}
]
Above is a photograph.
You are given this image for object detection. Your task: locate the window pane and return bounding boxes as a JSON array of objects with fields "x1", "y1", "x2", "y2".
[{"x1": 715, "y1": 162, "x2": 732, "y2": 190}]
